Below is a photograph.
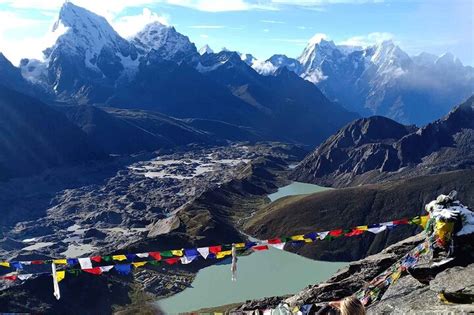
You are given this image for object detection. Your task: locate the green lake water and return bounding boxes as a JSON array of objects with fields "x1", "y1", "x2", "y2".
[{"x1": 158, "y1": 182, "x2": 343, "y2": 314}]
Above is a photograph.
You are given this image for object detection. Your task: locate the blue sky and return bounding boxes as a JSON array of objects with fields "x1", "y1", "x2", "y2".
[{"x1": 0, "y1": 0, "x2": 472, "y2": 66}]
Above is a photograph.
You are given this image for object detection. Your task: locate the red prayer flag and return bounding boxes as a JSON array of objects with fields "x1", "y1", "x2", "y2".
[
  {"x1": 267, "y1": 238, "x2": 282, "y2": 244},
  {"x1": 83, "y1": 267, "x2": 102, "y2": 275},
  {"x1": 209, "y1": 246, "x2": 222, "y2": 254},
  {"x1": 393, "y1": 219, "x2": 409, "y2": 225},
  {"x1": 91, "y1": 256, "x2": 102, "y2": 263},
  {"x1": 345, "y1": 229, "x2": 365, "y2": 237},
  {"x1": 31, "y1": 260, "x2": 43, "y2": 265},
  {"x1": 2, "y1": 275, "x2": 17, "y2": 281},
  {"x1": 329, "y1": 229, "x2": 343, "y2": 237},
  {"x1": 149, "y1": 252, "x2": 162, "y2": 261},
  {"x1": 165, "y1": 257, "x2": 180, "y2": 265},
  {"x1": 252, "y1": 245, "x2": 269, "y2": 251}
]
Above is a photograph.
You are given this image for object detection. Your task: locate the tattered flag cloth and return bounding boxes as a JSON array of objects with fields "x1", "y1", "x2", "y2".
[{"x1": 0, "y1": 214, "x2": 430, "y2": 287}]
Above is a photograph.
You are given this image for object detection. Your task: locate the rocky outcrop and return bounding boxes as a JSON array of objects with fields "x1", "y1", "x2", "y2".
[
  {"x1": 291, "y1": 96, "x2": 474, "y2": 187},
  {"x1": 235, "y1": 232, "x2": 474, "y2": 314}
]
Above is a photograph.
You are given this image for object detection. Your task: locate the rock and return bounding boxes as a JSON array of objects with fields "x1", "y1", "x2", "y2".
[
  {"x1": 83, "y1": 228, "x2": 107, "y2": 239},
  {"x1": 291, "y1": 97, "x2": 474, "y2": 188}
]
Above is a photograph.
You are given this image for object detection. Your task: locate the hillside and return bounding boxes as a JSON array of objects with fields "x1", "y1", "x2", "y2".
[
  {"x1": 0, "y1": 86, "x2": 105, "y2": 180},
  {"x1": 245, "y1": 169, "x2": 474, "y2": 261},
  {"x1": 291, "y1": 96, "x2": 474, "y2": 187}
]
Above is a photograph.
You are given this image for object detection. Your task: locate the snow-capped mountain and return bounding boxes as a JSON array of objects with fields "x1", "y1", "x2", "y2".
[
  {"x1": 132, "y1": 22, "x2": 199, "y2": 64},
  {"x1": 259, "y1": 37, "x2": 474, "y2": 125},
  {"x1": 199, "y1": 44, "x2": 214, "y2": 55},
  {"x1": 21, "y1": 2, "x2": 137, "y2": 99}
]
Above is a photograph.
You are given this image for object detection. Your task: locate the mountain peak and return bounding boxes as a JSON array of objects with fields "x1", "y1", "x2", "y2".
[
  {"x1": 132, "y1": 22, "x2": 197, "y2": 62},
  {"x1": 199, "y1": 44, "x2": 214, "y2": 55}
]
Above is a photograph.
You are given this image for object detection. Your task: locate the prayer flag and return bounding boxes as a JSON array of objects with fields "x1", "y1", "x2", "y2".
[
  {"x1": 83, "y1": 267, "x2": 102, "y2": 275},
  {"x1": 270, "y1": 243, "x2": 286, "y2": 250},
  {"x1": 126, "y1": 254, "x2": 136, "y2": 261},
  {"x1": 420, "y1": 215, "x2": 429, "y2": 229},
  {"x1": 17, "y1": 274, "x2": 33, "y2": 281},
  {"x1": 345, "y1": 228, "x2": 365, "y2": 237},
  {"x1": 160, "y1": 250, "x2": 174, "y2": 258},
  {"x1": 184, "y1": 249, "x2": 199, "y2": 258},
  {"x1": 356, "y1": 225, "x2": 369, "y2": 231},
  {"x1": 180, "y1": 255, "x2": 197, "y2": 265},
  {"x1": 317, "y1": 231, "x2": 329, "y2": 240},
  {"x1": 78, "y1": 258, "x2": 93, "y2": 270},
  {"x1": 31, "y1": 260, "x2": 43, "y2": 265},
  {"x1": 216, "y1": 250, "x2": 232, "y2": 259},
  {"x1": 329, "y1": 229, "x2": 343, "y2": 237},
  {"x1": 115, "y1": 264, "x2": 132, "y2": 275},
  {"x1": 91, "y1": 256, "x2": 102, "y2": 263},
  {"x1": 252, "y1": 245, "x2": 269, "y2": 251},
  {"x1": 149, "y1": 252, "x2": 162, "y2": 261},
  {"x1": 136, "y1": 253, "x2": 149, "y2": 258},
  {"x1": 290, "y1": 235, "x2": 305, "y2": 241},
  {"x1": 112, "y1": 255, "x2": 127, "y2": 261},
  {"x1": 209, "y1": 246, "x2": 222, "y2": 254},
  {"x1": 67, "y1": 258, "x2": 78, "y2": 266},
  {"x1": 100, "y1": 266, "x2": 114, "y2": 273},
  {"x1": 197, "y1": 247, "x2": 210, "y2": 259},
  {"x1": 267, "y1": 238, "x2": 282, "y2": 244},
  {"x1": 0, "y1": 262, "x2": 10, "y2": 268},
  {"x1": 234, "y1": 243, "x2": 246, "y2": 248},
  {"x1": 393, "y1": 219, "x2": 409, "y2": 225},
  {"x1": 11, "y1": 262, "x2": 23, "y2": 270},
  {"x1": 164, "y1": 258, "x2": 180, "y2": 265},
  {"x1": 56, "y1": 271, "x2": 66, "y2": 283},
  {"x1": 53, "y1": 259, "x2": 67, "y2": 265},
  {"x1": 171, "y1": 250, "x2": 183, "y2": 257},
  {"x1": 132, "y1": 262, "x2": 147, "y2": 268},
  {"x1": 2, "y1": 275, "x2": 17, "y2": 281},
  {"x1": 303, "y1": 233, "x2": 317, "y2": 242}
]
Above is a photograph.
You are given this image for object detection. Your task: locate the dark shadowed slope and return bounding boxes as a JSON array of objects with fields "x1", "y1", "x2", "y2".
[
  {"x1": 291, "y1": 96, "x2": 474, "y2": 187},
  {"x1": 0, "y1": 86, "x2": 105, "y2": 180},
  {"x1": 246, "y1": 170, "x2": 474, "y2": 261}
]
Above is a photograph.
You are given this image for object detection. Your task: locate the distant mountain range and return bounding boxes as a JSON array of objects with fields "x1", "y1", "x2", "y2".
[
  {"x1": 252, "y1": 38, "x2": 474, "y2": 125},
  {"x1": 0, "y1": 1, "x2": 472, "y2": 180},
  {"x1": 12, "y1": 2, "x2": 357, "y2": 148},
  {"x1": 291, "y1": 96, "x2": 474, "y2": 187}
]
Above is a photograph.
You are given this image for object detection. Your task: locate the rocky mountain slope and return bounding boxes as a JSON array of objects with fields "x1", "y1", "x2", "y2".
[
  {"x1": 258, "y1": 38, "x2": 474, "y2": 125},
  {"x1": 245, "y1": 169, "x2": 474, "y2": 261},
  {"x1": 291, "y1": 96, "x2": 474, "y2": 187},
  {"x1": 231, "y1": 233, "x2": 474, "y2": 314},
  {"x1": 0, "y1": 85, "x2": 105, "y2": 180},
  {"x1": 14, "y1": 2, "x2": 357, "y2": 147}
]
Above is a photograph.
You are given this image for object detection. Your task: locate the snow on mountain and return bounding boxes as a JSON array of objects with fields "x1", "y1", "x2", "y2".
[
  {"x1": 337, "y1": 45, "x2": 363, "y2": 55},
  {"x1": 298, "y1": 39, "x2": 344, "y2": 83},
  {"x1": 20, "y1": 1, "x2": 138, "y2": 94},
  {"x1": 199, "y1": 44, "x2": 214, "y2": 55},
  {"x1": 131, "y1": 22, "x2": 198, "y2": 64}
]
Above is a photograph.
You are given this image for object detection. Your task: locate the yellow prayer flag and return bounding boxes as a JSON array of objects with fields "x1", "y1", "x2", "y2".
[
  {"x1": 304, "y1": 238, "x2": 313, "y2": 243},
  {"x1": 216, "y1": 250, "x2": 232, "y2": 259},
  {"x1": 0, "y1": 262, "x2": 10, "y2": 268},
  {"x1": 234, "y1": 243, "x2": 246, "y2": 248},
  {"x1": 214, "y1": 313, "x2": 224, "y2": 315},
  {"x1": 291, "y1": 235, "x2": 305, "y2": 241},
  {"x1": 132, "y1": 262, "x2": 147, "y2": 268},
  {"x1": 171, "y1": 250, "x2": 183, "y2": 257},
  {"x1": 56, "y1": 271, "x2": 66, "y2": 283},
  {"x1": 112, "y1": 255, "x2": 127, "y2": 261},
  {"x1": 420, "y1": 215, "x2": 429, "y2": 229},
  {"x1": 356, "y1": 225, "x2": 368, "y2": 231},
  {"x1": 53, "y1": 259, "x2": 67, "y2": 265},
  {"x1": 391, "y1": 270, "x2": 401, "y2": 282}
]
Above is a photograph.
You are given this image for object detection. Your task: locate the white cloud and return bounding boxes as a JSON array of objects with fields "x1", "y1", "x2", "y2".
[
  {"x1": 113, "y1": 8, "x2": 169, "y2": 38},
  {"x1": 339, "y1": 32, "x2": 394, "y2": 47},
  {"x1": 166, "y1": 0, "x2": 259, "y2": 12},
  {"x1": 189, "y1": 25, "x2": 225, "y2": 29},
  {"x1": 260, "y1": 19, "x2": 285, "y2": 24},
  {"x1": 200, "y1": 34, "x2": 209, "y2": 38},
  {"x1": 263, "y1": 29, "x2": 270, "y2": 32},
  {"x1": 308, "y1": 33, "x2": 328, "y2": 45},
  {"x1": 0, "y1": 11, "x2": 55, "y2": 65},
  {"x1": 270, "y1": 0, "x2": 384, "y2": 5}
]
